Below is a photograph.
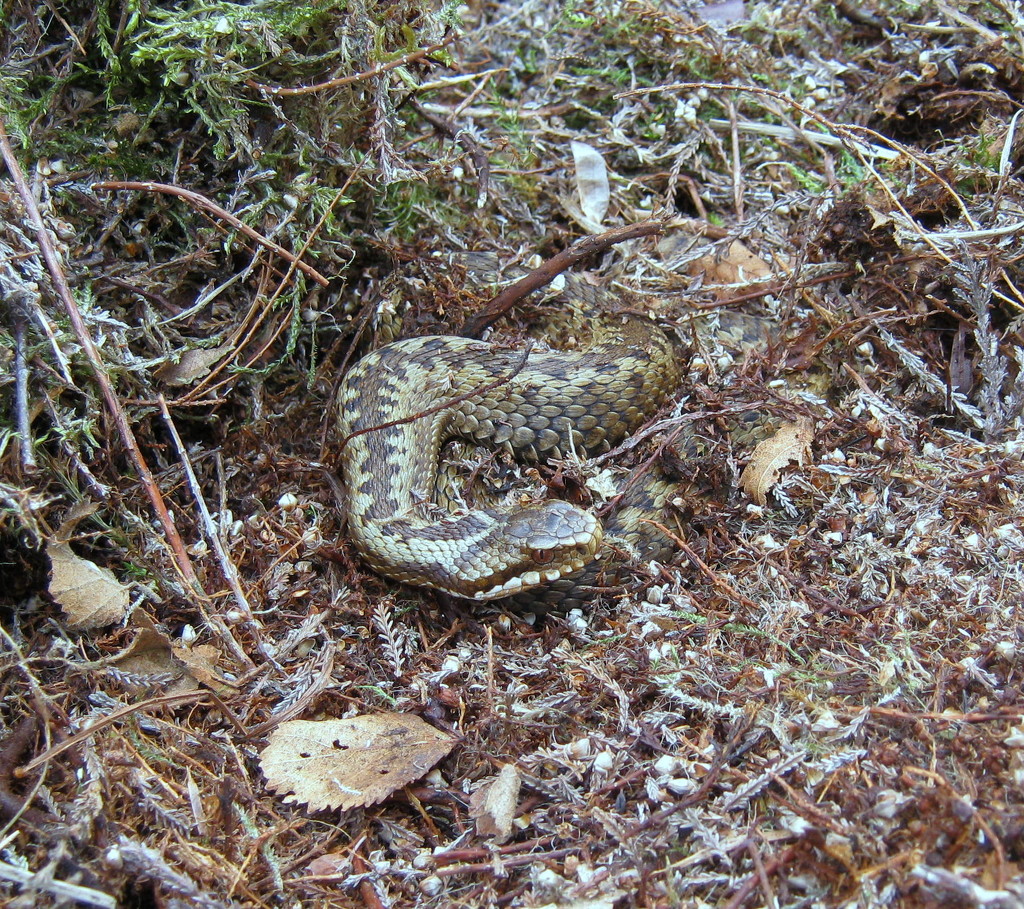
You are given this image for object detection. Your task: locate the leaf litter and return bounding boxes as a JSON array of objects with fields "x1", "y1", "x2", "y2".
[
  {"x1": 260, "y1": 715, "x2": 456, "y2": 812},
  {"x1": 0, "y1": 1, "x2": 1023, "y2": 907},
  {"x1": 739, "y1": 417, "x2": 815, "y2": 506},
  {"x1": 45, "y1": 541, "x2": 130, "y2": 630}
]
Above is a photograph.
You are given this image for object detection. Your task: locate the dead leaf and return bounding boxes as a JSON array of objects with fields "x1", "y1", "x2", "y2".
[
  {"x1": 469, "y1": 763, "x2": 521, "y2": 842},
  {"x1": 103, "y1": 613, "x2": 234, "y2": 694},
  {"x1": 571, "y1": 140, "x2": 609, "y2": 231},
  {"x1": 260, "y1": 714, "x2": 455, "y2": 811},
  {"x1": 46, "y1": 541, "x2": 130, "y2": 629},
  {"x1": 154, "y1": 345, "x2": 228, "y2": 386},
  {"x1": 740, "y1": 418, "x2": 814, "y2": 506},
  {"x1": 110, "y1": 622, "x2": 189, "y2": 683},
  {"x1": 689, "y1": 240, "x2": 774, "y2": 299},
  {"x1": 56, "y1": 501, "x2": 101, "y2": 540},
  {"x1": 305, "y1": 853, "x2": 351, "y2": 877},
  {"x1": 867, "y1": 205, "x2": 894, "y2": 230},
  {"x1": 172, "y1": 642, "x2": 238, "y2": 695}
]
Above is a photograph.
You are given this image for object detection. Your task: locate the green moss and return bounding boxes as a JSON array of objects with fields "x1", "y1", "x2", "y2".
[
  {"x1": 493, "y1": 105, "x2": 540, "y2": 166},
  {"x1": 966, "y1": 130, "x2": 1001, "y2": 171},
  {"x1": 835, "y1": 148, "x2": 867, "y2": 186},
  {"x1": 779, "y1": 161, "x2": 827, "y2": 194},
  {"x1": 562, "y1": 0, "x2": 597, "y2": 28}
]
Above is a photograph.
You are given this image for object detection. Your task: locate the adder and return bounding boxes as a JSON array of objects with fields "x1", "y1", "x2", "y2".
[{"x1": 335, "y1": 287, "x2": 686, "y2": 607}]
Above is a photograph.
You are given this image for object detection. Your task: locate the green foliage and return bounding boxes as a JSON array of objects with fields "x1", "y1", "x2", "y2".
[
  {"x1": 0, "y1": 20, "x2": 83, "y2": 145},
  {"x1": 0, "y1": 70, "x2": 33, "y2": 147},
  {"x1": 561, "y1": 0, "x2": 596, "y2": 28},
  {"x1": 779, "y1": 160, "x2": 826, "y2": 194},
  {"x1": 558, "y1": 0, "x2": 719, "y2": 103},
  {"x1": 377, "y1": 180, "x2": 469, "y2": 240},
  {"x1": 835, "y1": 148, "x2": 867, "y2": 186},
  {"x1": 966, "y1": 130, "x2": 1000, "y2": 171},
  {"x1": 120, "y1": 1, "x2": 350, "y2": 158},
  {"x1": 436, "y1": 0, "x2": 464, "y2": 30}
]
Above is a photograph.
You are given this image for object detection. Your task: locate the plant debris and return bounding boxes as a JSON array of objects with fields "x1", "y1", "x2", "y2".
[
  {"x1": 44, "y1": 540, "x2": 131, "y2": 629},
  {"x1": 739, "y1": 417, "x2": 815, "y2": 506},
  {"x1": 469, "y1": 763, "x2": 522, "y2": 843},
  {"x1": 1, "y1": 0, "x2": 1024, "y2": 907},
  {"x1": 260, "y1": 715, "x2": 456, "y2": 812}
]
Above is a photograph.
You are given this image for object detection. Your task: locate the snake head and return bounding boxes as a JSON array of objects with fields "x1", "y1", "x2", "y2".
[{"x1": 471, "y1": 500, "x2": 603, "y2": 600}]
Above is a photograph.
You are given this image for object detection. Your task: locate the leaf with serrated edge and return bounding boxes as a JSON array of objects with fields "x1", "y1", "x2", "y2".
[
  {"x1": 260, "y1": 715, "x2": 454, "y2": 811},
  {"x1": 740, "y1": 418, "x2": 814, "y2": 506},
  {"x1": 47, "y1": 541, "x2": 130, "y2": 629}
]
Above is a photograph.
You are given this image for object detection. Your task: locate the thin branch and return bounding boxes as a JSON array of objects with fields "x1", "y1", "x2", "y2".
[
  {"x1": 0, "y1": 118, "x2": 201, "y2": 592},
  {"x1": 408, "y1": 98, "x2": 490, "y2": 205},
  {"x1": 626, "y1": 714, "x2": 754, "y2": 836},
  {"x1": 721, "y1": 847, "x2": 799, "y2": 909},
  {"x1": 246, "y1": 34, "x2": 456, "y2": 97},
  {"x1": 91, "y1": 181, "x2": 330, "y2": 287},
  {"x1": 435, "y1": 847, "x2": 578, "y2": 879},
  {"x1": 644, "y1": 518, "x2": 760, "y2": 611},
  {"x1": 0, "y1": 623, "x2": 59, "y2": 838},
  {"x1": 460, "y1": 220, "x2": 665, "y2": 337},
  {"x1": 158, "y1": 395, "x2": 275, "y2": 669},
  {"x1": 11, "y1": 306, "x2": 36, "y2": 471},
  {"x1": 0, "y1": 717, "x2": 48, "y2": 830},
  {"x1": 617, "y1": 80, "x2": 976, "y2": 257},
  {"x1": 318, "y1": 286, "x2": 379, "y2": 460},
  {"x1": 246, "y1": 644, "x2": 336, "y2": 737},
  {"x1": 904, "y1": 766, "x2": 1007, "y2": 889},
  {"x1": 0, "y1": 861, "x2": 115, "y2": 909},
  {"x1": 727, "y1": 99, "x2": 744, "y2": 222},
  {"x1": 747, "y1": 839, "x2": 779, "y2": 909},
  {"x1": 18, "y1": 691, "x2": 209, "y2": 776}
]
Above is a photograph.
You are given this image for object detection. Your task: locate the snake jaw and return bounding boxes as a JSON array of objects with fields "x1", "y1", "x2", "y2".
[{"x1": 473, "y1": 556, "x2": 591, "y2": 599}]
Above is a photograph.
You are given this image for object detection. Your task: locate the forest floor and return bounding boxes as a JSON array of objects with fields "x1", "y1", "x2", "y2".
[{"x1": 1, "y1": 1, "x2": 1023, "y2": 907}]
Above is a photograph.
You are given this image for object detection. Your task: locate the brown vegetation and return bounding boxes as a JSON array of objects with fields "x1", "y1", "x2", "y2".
[{"x1": 1, "y1": 1, "x2": 1023, "y2": 906}]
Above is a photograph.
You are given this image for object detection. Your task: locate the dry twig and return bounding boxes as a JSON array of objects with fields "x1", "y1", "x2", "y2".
[
  {"x1": 460, "y1": 220, "x2": 666, "y2": 336},
  {"x1": 91, "y1": 181, "x2": 330, "y2": 287},
  {"x1": 158, "y1": 395, "x2": 269, "y2": 669},
  {"x1": 246, "y1": 34, "x2": 456, "y2": 97},
  {"x1": 0, "y1": 120, "x2": 201, "y2": 590}
]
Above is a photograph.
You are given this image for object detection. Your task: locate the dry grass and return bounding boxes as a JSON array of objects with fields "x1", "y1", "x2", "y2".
[{"x1": 1, "y1": 0, "x2": 1023, "y2": 906}]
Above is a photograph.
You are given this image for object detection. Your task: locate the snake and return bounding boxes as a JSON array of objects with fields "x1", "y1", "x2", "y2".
[{"x1": 335, "y1": 310, "x2": 683, "y2": 604}]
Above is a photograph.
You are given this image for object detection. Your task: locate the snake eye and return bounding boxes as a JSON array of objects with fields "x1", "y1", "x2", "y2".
[{"x1": 531, "y1": 548, "x2": 555, "y2": 565}]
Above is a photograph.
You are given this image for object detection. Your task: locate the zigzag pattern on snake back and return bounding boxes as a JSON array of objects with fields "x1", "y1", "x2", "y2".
[{"x1": 335, "y1": 314, "x2": 683, "y2": 603}]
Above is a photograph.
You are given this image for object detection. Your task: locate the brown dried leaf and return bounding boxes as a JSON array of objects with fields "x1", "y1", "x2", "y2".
[
  {"x1": 154, "y1": 345, "x2": 229, "y2": 386},
  {"x1": 740, "y1": 418, "x2": 814, "y2": 506},
  {"x1": 172, "y1": 643, "x2": 238, "y2": 695},
  {"x1": 105, "y1": 614, "x2": 235, "y2": 694},
  {"x1": 689, "y1": 240, "x2": 774, "y2": 299},
  {"x1": 260, "y1": 715, "x2": 455, "y2": 811},
  {"x1": 56, "y1": 500, "x2": 101, "y2": 539},
  {"x1": 110, "y1": 622, "x2": 190, "y2": 687},
  {"x1": 469, "y1": 763, "x2": 521, "y2": 842},
  {"x1": 305, "y1": 853, "x2": 350, "y2": 877},
  {"x1": 46, "y1": 541, "x2": 130, "y2": 629}
]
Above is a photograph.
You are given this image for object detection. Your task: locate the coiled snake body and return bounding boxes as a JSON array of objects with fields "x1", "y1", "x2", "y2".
[{"x1": 336, "y1": 316, "x2": 681, "y2": 602}]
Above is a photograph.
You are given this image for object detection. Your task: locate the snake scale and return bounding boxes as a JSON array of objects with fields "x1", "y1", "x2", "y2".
[{"x1": 336, "y1": 305, "x2": 683, "y2": 605}]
